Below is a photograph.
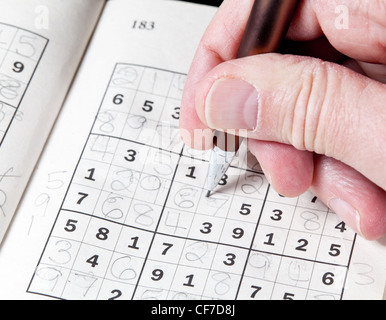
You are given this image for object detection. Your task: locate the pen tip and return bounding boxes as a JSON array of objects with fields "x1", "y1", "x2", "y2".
[{"x1": 206, "y1": 190, "x2": 211, "y2": 198}]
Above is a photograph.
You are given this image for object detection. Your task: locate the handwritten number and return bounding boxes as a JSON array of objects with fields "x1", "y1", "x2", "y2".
[
  {"x1": 16, "y1": 35, "x2": 36, "y2": 58},
  {"x1": 0, "y1": 78, "x2": 20, "y2": 100}
]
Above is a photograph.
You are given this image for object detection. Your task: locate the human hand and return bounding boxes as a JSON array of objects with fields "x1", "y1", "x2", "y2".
[{"x1": 179, "y1": 0, "x2": 386, "y2": 240}]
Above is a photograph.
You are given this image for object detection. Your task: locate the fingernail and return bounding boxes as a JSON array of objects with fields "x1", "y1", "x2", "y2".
[
  {"x1": 205, "y1": 78, "x2": 258, "y2": 130},
  {"x1": 328, "y1": 198, "x2": 363, "y2": 236}
]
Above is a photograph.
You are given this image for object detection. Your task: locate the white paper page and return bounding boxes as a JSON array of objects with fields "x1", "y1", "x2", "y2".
[
  {"x1": 0, "y1": 0, "x2": 384, "y2": 300},
  {"x1": 0, "y1": 0, "x2": 105, "y2": 242}
]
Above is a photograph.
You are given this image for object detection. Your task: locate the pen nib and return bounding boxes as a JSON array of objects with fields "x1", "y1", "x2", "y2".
[{"x1": 206, "y1": 190, "x2": 211, "y2": 198}]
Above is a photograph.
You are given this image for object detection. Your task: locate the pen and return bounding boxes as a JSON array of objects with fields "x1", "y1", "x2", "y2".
[{"x1": 205, "y1": 0, "x2": 299, "y2": 197}]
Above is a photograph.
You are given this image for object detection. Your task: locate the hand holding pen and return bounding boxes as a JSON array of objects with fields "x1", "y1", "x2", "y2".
[{"x1": 179, "y1": 0, "x2": 386, "y2": 240}]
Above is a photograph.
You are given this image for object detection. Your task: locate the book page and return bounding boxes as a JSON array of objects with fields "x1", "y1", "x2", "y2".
[
  {"x1": 0, "y1": 0, "x2": 384, "y2": 300},
  {"x1": 0, "y1": 0, "x2": 105, "y2": 242}
]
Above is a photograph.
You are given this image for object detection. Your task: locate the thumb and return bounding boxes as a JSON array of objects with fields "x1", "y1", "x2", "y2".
[{"x1": 195, "y1": 53, "x2": 386, "y2": 190}]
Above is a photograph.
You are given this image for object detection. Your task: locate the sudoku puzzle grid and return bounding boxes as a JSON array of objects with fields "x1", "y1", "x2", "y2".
[
  {"x1": 28, "y1": 63, "x2": 357, "y2": 300},
  {"x1": 0, "y1": 23, "x2": 48, "y2": 145}
]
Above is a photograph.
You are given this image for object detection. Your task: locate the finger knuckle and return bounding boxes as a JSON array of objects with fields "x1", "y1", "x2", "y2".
[{"x1": 290, "y1": 60, "x2": 342, "y2": 156}]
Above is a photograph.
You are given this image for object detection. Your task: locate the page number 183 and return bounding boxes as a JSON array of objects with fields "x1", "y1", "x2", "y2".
[{"x1": 132, "y1": 20, "x2": 155, "y2": 30}]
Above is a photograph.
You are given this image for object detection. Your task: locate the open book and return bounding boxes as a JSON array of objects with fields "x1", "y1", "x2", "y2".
[{"x1": 0, "y1": 0, "x2": 384, "y2": 300}]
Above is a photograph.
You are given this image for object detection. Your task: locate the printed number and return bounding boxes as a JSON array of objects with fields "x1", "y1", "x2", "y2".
[
  {"x1": 113, "y1": 94, "x2": 124, "y2": 105},
  {"x1": 96, "y1": 227, "x2": 109, "y2": 241},
  {"x1": 239, "y1": 203, "x2": 251, "y2": 215},
  {"x1": 12, "y1": 62, "x2": 24, "y2": 73},
  {"x1": 322, "y1": 272, "x2": 335, "y2": 286},
  {"x1": 0, "y1": 77, "x2": 20, "y2": 100},
  {"x1": 85, "y1": 168, "x2": 96, "y2": 181},
  {"x1": 296, "y1": 239, "x2": 308, "y2": 252},
  {"x1": 218, "y1": 174, "x2": 228, "y2": 186},
  {"x1": 224, "y1": 253, "x2": 236, "y2": 266},
  {"x1": 184, "y1": 274, "x2": 194, "y2": 287},
  {"x1": 162, "y1": 243, "x2": 173, "y2": 255},
  {"x1": 200, "y1": 222, "x2": 212, "y2": 234},
  {"x1": 251, "y1": 285, "x2": 262, "y2": 298},
  {"x1": 271, "y1": 209, "x2": 283, "y2": 221},
  {"x1": 77, "y1": 192, "x2": 88, "y2": 204},
  {"x1": 186, "y1": 166, "x2": 196, "y2": 179},
  {"x1": 328, "y1": 244, "x2": 341, "y2": 257},
  {"x1": 87, "y1": 255, "x2": 99, "y2": 268},
  {"x1": 264, "y1": 233, "x2": 275, "y2": 246},
  {"x1": 171, "y1": 107, "x2": 180, "y2": 120},
  {"x1": 132, "y1": 20, "x2": 155, "y2": 30},
  {"x1": 335, "y1": 221, "x2": 347, "y2": 233},
  {"x1": 109, "y1": 290, "x2": 122, "y2": 300},
  {"x1": 232, "y1": 228, "x2": 244, "y2": 239},
  {"x1": 64, "y1": 219, "x2": 78, "y2": 232},
  {"x1": 124, "y1": 149, "x2": 137, "y2": 162},
  {"x1": 151, "y1": 269, "x2": 164, "y2": 281},
  {"x1": 142, "y1": 100, "x2": 154, "y2": 112},
  {"x1": 283, "y1": 292, "x2": 295, "y2": 300},
  {"x1": 128, "y1": 237, "x2": 139, "y2": 250}
]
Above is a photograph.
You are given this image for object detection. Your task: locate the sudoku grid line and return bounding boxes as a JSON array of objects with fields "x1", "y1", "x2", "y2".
[
  {"x1": 28, "y1": 63, "x2": 357, "y2": 300},
  {"x1": 0, "y1": 23, "x2": 48, "y2": 145}
]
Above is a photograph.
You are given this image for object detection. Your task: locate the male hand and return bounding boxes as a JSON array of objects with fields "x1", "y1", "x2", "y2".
[{"x1": 180, "y1": 0, "x2": 386, "y2": 240}]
